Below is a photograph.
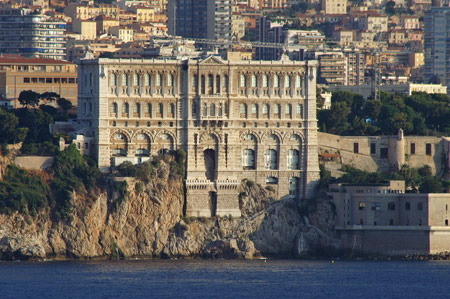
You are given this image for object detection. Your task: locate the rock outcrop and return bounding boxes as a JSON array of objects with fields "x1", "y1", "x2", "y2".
[{"x1": 0, "y1": 158, "x2": 335, "y2": 260}]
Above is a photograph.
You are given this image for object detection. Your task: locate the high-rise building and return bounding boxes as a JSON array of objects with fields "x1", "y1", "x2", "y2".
[
  {"x1": 424, "y1": 8, "x2": 450, "y2": 88},
  {"x1": 77, "y1": 55, "x2": 320, "y2": 217},
  {"x1": 168, "y1": 0, "x2": 232, "y2": 41},
  {"x1": 0, "y1": 7, "x2": 66, "y2": 61}
]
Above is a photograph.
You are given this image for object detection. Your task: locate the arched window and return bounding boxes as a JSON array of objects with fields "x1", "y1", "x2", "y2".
[
  {"x1": 251, "y1": 74, "x2": 257, "y2": 87},
  {"x1": 218, "y1": 104, "x2": 223, "y2": 116},
  {"x1": 388, "y1": 202, "x2": 396, "y2": 211},
  {"x1": 242, "y1": 149, "x2": 255, "y2": 169},
  {"x1": 167, "y1": 74, "x2": 173, "y2": 87},
  {"x1": 202, "y1": 104, "x2": 207, "y2": 117},
  {"x1": 286, "y1": 104, "x2": 292, "y2": 118},
  {"x1": 210, "y1": 103, "x2": 216, "y2": 116},
  {"x1": 274, "y1": 75, "x2": 279, "y2": 88},
  {"x1": 418, "y1": 202, "x2": 423, "y2": 211},
  {"x1": 111, "y1": 102, "x2": 118, "y2": 116},
  {"x1": 262, "y1": 104, "x2": 269, "y2": 118},
  {"x1": 156, "y1": 74, "x2": 162, "y2": 86},
  {"x1": 289, "y1": 177, "x2": 299, "y2": 197},
  {"x1": 144, "y1": 73, "x2": 150, "y2": 86},
  {"x1": 263, "y1": 75, "x2": 268, "y2": 88},
  {"x1": 159, "y1": 103, "x2": 164, "y2": 117},
  {"x1": 240, "y1": 103, "x2": 247, "y2": 118},
  {"x1": 285, "y1": 75, "x2": 290, "y2": 88},
  {"x1": 296, "y1": 75, "x2": 301, "y2": 88},
  {"x1": 274, "y1": 104, "x2": 281, "y2": 118},
  {"x1": 110, "y1": 73, "x2": 116, "y2": 86},
  {"x1": 287, "y1": 149, "x2": 299, "y2": 170},
  {"x1": 240, "y1": 74, "x2": 246, "y2": 87},
  {"x1": 405, "y1": 202, "x2": 410, "y2": 210},
  {"x1": 265, "y1": 149, "x2": 278, "y2": 170},
  {"x1": 297, "y1": 104, "x2": 303, "y2": 118},
  {"x1": 136, "y1": 103, "x2": 141, "y2": 117},
  {"x1": 147, "y1": 103, "x2": 152, "y2": 117},
  {"x1": 251, "y1": 103, "x2": 258, "y2": 118},
  {"x1": 216, "y1": 75, "x2": 221, "y2": 93},
  {"x1": 122, "y1": 73, "x2": 128, "y2": 86},
  {"x1": 201, "y1": 75, "x2": 206, "y2": 94},
  {"x1": 124, "y1": 102, "x2": 129, "y2": 116},
  {"x1": 133, "y1": 73, "x2": 139, "y2": 86},
  {"x1": 170, "y1": 103, "x2": 175, "y2": 117}
]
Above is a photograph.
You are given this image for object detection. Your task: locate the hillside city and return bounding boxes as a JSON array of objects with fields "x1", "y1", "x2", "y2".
[{"x1": 2, "y1": 0, "x2": 450, "y2": 259}]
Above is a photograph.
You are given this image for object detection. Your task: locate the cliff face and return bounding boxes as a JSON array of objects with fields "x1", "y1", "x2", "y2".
[{"x1": 0, "y1": 158, "x2": 334, "y2": 260}]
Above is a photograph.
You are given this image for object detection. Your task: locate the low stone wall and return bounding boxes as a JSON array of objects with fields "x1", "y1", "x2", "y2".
[{"x1": 14, "y1": 156, "x2": 54, "y2": 170}]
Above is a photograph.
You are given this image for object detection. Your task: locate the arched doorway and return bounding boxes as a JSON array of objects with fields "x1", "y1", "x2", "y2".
[{"x1": 204, "y1": 149, "x2": 216, "y2": 181}]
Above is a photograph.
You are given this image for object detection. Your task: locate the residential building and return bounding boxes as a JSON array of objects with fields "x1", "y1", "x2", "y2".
[
  {"x1": 109, "y1": 26, "x2": 134, "y2": 42},
  {"x1": 424, "y1": 8, "x2": 450, "y2": 88},
  {"x1": 77, "y1": 55, "x2": 320, "y2": 217},
  {"x1": 167, "y1": 0, "x2": 232, "y2": 41},
  {"x1": 0, "y1": 55, "x2": 78, "y2": 107},
  {"x1": 321, "y1": 0, "x2": 347, "y2": 15},
  {"x1": 0, "y1": 7, "x2": 66, "y2": 61},
  {"x1": 72, "y1": 18, "x2": 97, "y2": 40},
  {"x1": 358, "y1": 14, "x2": 388, "y2": 32},
  {"x1": 96, "y1": 15, "x2": 120, "y2": 35}
]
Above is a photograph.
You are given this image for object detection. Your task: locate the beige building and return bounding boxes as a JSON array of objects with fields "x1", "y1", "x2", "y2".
[
  {"x1": 321, "y1": 0, "x2": 347, "y2": 15},
  {"x1": 330, "y1": 181, "x2": 450, "y2": 255},
  {"x1": 0, "y1": 55, "x2": 78, "y2": 107},
  {"x1": 72, "y1": 19, "x2": 97, "y2": 40},
  {"x1": 96, "y1": 16, "x2": 120, "y2": 35},
  {"x1": 64, "y1": 3, "x2": 119, "y2": 20},
  {"x1": 232, "y1": 12, "x2": 246, "y2": 39},
  {"x1": 109, "y1": 26, "x2": 134, "y2": 43},
  {"x1": 128, "y1": 6, "x2": 155, "y2": 23},
  {"x1": 358, "y1": 14, "x2": 388, "y2": 32},
  {"x1": 77, "y1": 56, "x2": 320, "y2": 218}
]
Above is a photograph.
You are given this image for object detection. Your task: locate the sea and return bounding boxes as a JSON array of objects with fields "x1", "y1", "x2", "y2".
[{"x1": 0, "y1": 259, "x2": 449, "y2": 298}]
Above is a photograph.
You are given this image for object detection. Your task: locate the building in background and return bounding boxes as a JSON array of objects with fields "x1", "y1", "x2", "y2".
[
  {"x1": 0, "y1": 55, "x2": 78, "y2": 107},
  {"x1": 0, "y1": 6, "x2": 67, "y2": 60},
  {"x1": 424, "y1": 7, "x2": 450, "y2": 89},
  {"x1": 167, "y1": 0, "x2": 232, "y2": 41}
]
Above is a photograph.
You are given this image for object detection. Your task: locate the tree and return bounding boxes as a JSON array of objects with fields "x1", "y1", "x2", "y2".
[
  {"x1": 18, "y1": 90, "x2": 40, "y2": 108},
  {"x1": 0, "y1": 108, "x2": 28, "y2": 144},
  {"x1": 385, "y1": 1, "x2": 396, "y2": 15},
  {"x1": 39, "y1": 92, "x2": 60, "y2": 103},
  {"x1": 419, "y1": 176, "x2": 443, "y2": 193},
  {"x1": 57, "y1": 97, "x2": 73, "y2": 113}
]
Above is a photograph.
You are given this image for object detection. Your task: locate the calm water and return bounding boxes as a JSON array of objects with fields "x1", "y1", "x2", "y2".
[{"x1": 0, "y1": 259, "x2": 449, "y2": 298}]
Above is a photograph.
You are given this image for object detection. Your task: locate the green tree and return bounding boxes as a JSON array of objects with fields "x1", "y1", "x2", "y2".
[
  {"x1": 18, "y1": 90, "x2": 40, "y2": 108},
  {"x1": 385, "y1": 1, "x2": 396, "y2": 15},
  {"x1": 0, "y1": 108, "x2": 28, "y2": 144},
  {"x1": 419, "y1": 176, "x2": 443, "y2": 193}
]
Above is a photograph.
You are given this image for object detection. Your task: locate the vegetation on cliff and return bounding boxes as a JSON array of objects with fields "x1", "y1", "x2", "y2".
[
  {"x1": 319, "y1": 91, "x2": 450, "y2": 136},
  {"x1": 326, "y1": 164, "x2": 450, "y2": 193}
]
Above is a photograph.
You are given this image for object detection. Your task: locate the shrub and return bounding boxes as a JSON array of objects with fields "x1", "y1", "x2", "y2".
[
  {"x1": 112, "y1": 181, "x2": 127, "y2": 211},
  {"x1": 245, "y1": 180, "x2": 254, "y2": 188},
  {"x1": 0, "y1": 165, "x2": 49, "y2": 216}
]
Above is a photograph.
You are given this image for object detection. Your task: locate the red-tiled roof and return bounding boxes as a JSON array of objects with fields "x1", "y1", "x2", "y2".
[{"x1": 0, "y1": 55, "x2": 72, "y2": 65}]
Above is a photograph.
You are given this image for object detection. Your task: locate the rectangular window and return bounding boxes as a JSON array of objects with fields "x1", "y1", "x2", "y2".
[
  {"x1": 371, "y1": 202, "x2": 381, "y2": 211},
  {"x1": 353, "y1": 143, "x2": 359, "y2": 154},
  {"x1": 359, "y1": 202, "x2": 365, "y2": 210},
  {"x1": 24, "y1": 77, "x2": 30, "y2": 83},
  {"x1": 370, "y1": 143, "x2": 376, "y2": 155},
  {"x1": 426, "y1": 143, "x2": 432, "y2": 155},
  {"x1": 410, "y1": 143, "x2": 415, "y2": 154}
]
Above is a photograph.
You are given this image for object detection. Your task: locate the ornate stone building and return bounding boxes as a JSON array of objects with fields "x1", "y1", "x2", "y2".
[{"x1": 77, "y1": 56, "x2": 320, "y2": 217}]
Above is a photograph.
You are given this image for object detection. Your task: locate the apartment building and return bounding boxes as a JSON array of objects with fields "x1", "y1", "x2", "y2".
[
  {"x1": 0, "y1": 6, "x2": 66, "y2": 61},
  {"x1": 0, "y1": 55, "x2": 78, "y2": 107}
]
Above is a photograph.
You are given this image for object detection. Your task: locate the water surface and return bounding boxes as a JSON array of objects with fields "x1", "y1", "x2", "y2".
[{"x1": 0, "y1": 259, "x2": 448, "y2": 298}]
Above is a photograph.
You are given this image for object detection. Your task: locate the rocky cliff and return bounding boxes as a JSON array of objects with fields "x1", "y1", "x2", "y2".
[{"x1": 0, "y1": 156, "x2": 335, "y2": 260}]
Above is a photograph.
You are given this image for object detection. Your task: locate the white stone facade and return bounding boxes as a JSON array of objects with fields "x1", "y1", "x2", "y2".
[{"x1": 77, "y1": 56, "x2": 320, "y2": 218}]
